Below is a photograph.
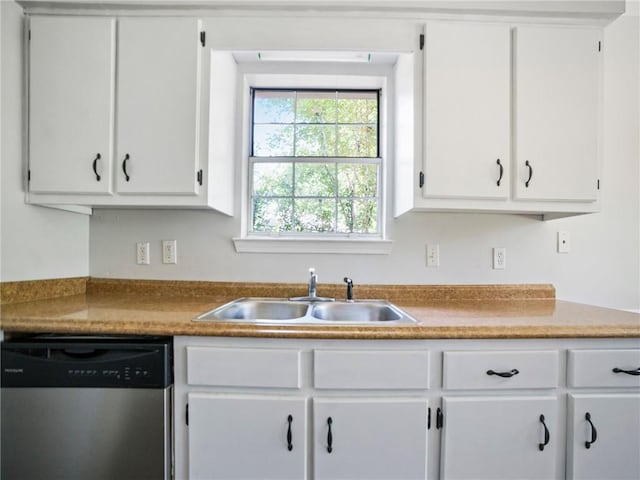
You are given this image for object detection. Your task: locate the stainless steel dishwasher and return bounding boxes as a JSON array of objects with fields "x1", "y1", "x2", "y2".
[{"x1": 1, "y1": 335, "x2": 172, "y2": 480}]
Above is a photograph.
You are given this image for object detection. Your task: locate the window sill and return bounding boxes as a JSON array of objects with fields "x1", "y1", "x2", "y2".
[{"x1": 232, "y1": 237, "x2": 393, "y2": 254}]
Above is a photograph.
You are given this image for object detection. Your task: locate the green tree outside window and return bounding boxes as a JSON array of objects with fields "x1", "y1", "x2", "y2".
[{"x1": 251, "y1": 89, "x2": 380, "y2": 235}]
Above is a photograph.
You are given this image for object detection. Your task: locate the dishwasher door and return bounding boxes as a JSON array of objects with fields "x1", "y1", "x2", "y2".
[
  {"x1": 1, "y1": 386, "x2": 171, "y2": 480},
  {"x1": 1, "y1": 335, "x2": 172, "y2": 480}
]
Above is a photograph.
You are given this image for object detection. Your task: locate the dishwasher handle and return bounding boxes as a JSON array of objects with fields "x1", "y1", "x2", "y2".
[{"x1": 58, "y1": 348, "x2": 109, "y2": 359}]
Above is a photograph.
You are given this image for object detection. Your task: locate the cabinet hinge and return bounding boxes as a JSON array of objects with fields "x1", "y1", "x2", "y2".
[
  {"x1": 197, "y1": 169, "x2": 203, "y2": 186},
  {"x1": 597, "y1": 179, "x2": 600, "y2": 190},
  {"x1": 185, "y1": 403, "x2": 189, "y2": 426},
  {"x1": 598, "y1": 41, "x2": 601, "y2": 52},
  {"x1": 427, "y1": 407, "x2": 431, "y2": 430},
  {"x1": 419, "y1": 171, "x2": 424, "y2": 188},
  {"x1": 200, "y1": 31, "x2": 206, "y2": 47},
  {"x1": 436, "y1": 407, "x2": 443, "y2": 429},
  {"x1": 419, "y1": 33, "x2": 425, "y2": 50}
]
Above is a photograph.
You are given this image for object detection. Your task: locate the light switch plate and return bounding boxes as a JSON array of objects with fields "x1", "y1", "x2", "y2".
[{"x1": 426, "y1": 244, "x2": 440, "y2": 267}]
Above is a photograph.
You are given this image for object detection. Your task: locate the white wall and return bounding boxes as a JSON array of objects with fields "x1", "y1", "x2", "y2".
[
  {"x1": 1, "y1": 0, "x2": 89, "y2": 282},
  {"x1": 90, "y1": 8, "x2": 640, "y2": 312}
]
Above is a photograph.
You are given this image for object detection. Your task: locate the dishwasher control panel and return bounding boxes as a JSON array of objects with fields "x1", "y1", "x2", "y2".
[
  {"x1": 1, "y1": 336, "x2": 172, "y2": 388},
  {"x1": 67, "y1": 366, "x2": 152, "y2": 380}
]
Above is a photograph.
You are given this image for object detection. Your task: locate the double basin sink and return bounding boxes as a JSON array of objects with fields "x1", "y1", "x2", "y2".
[{"x1": 195, "y1": 298, "x2": 417, "y2": 325}]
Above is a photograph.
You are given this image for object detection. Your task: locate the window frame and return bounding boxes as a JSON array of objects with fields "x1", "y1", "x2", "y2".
[
  {"x1": 233, "y1": 71, "x2": 392, "y2": 255},
  {"x1": 248, "y1": 87, "x2": 382, "y2": 237}
]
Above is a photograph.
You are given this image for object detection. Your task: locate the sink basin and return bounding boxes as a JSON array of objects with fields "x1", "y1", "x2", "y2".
[
  {"x1": 310, "y1": 302, "x2": 403, "y2": 322},
  {"x1": 196, "y1": 299, "x2": 309, "y2": 321},
  {"x1": 195, "y1": 298, "x2": 416, "y2": 325}
]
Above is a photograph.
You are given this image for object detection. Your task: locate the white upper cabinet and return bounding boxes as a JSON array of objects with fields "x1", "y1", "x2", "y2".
[
  {"x1": 404, "y1": 20, "x2": 604, "y2": 218},
  {"x1": 27, "y1": 15, "x2": 235, "y2": 213},
  {"x1": 116, "y1": 18, "x2": 201, "y2": 196},
  {"x1": 423, "y1": 22, "x2": 511, "y2": 200},
  {"x1": 29, "y1": 16, "x2": 115, "y2": 194},
  {"x1": 514, "y1": 26, "x2": 601, "y2": 202}
]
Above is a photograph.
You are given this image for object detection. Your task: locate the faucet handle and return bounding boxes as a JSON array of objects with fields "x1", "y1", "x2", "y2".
[{"x1": 309, "y1": 267, "x2": 316, "y2": 276}]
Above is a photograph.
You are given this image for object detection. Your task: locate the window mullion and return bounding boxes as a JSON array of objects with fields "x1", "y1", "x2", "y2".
[
  {"x1": 334, "y1": 162, "x2": 339, "y2": 233},
  {"x1": 334, "y1": 91, "x2": 339, "y2": 158},
  {"x1": 291, "y1": 161, "x2": 296, "y2": 231},
  {"x1": 293, "y1": 91, "x2": 298, "y2": 157},
  {"x1": 291, "y1": 92, "x2": 298, "y2": 232}
]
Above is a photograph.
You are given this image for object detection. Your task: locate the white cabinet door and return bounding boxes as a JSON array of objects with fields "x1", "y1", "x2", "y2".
[
  {"x1": 514, "y1": 26, "x2": 601, "y2": 202},
  {"x1": 441, "y1": 396, "x2": 558, "y2": 479},
  {"x1": 187, "y1": 393, "x2": 307, "y2": 480},
  {"x1": 313, "y1": 397, "x2": 428, "y2": 480},
  {"x1": 29, "y1": 16, "x2": 115, "y2": 194},
  {"x1": 568, "y1": 394, "x2": 640, "y2": 480},
  {"x1": 116, "y1": 18, "x2": 202, "y2": 195},
  {"x1": 423, "y1": 22, "x2": 510, "y2": 200}
]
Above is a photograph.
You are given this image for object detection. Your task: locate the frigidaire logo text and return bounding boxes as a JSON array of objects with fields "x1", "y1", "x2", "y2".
[{"x1": 4, "y1": 368, "x2": 24, "y2": 374}]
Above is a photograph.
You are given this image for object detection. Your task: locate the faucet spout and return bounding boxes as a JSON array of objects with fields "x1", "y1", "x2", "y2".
[
  {"x1": 289, "y1": 267, "x2": 334, "y2": 302},
  {"x1": 308, "y1": 268, "x2": 317, "y2": 298}
]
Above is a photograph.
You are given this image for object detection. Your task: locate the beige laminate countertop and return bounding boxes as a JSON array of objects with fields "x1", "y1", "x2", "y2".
[{"x1": 1, "y1": 283, "x2": 638, "y2": 339}]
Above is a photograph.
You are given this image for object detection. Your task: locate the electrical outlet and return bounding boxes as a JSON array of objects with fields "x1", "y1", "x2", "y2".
[
  {"x1": 136, "y1": 242, "x2": 150, "y2": 265},
  {"x1": 557, "y1": 231, "x2": 570, "y2": 253},
  {"x1": 162, "y1": 240, "x2": 177, "y2": 264},
  {"x1": 426, "y1": 244, "x2": 439, "y2": 267},
  {"x1": 493, "y1": 247, "x2": 506, "y2": 270}
]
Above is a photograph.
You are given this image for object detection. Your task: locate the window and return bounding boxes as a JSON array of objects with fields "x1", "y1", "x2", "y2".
[{"x1": 249, "y1": 89, "x2": 381, "y2": 236}]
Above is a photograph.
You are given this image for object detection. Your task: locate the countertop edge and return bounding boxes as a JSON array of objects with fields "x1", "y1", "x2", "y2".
[{"x1": 3, "y1": 319, "x2": 639, "y2": 340}]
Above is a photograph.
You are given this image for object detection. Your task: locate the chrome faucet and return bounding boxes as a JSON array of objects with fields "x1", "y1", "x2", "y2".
[
  {"x1": 308, "y1": 268, "x2": 317, "y2": 298},
  {"x1": 290, "y1": 267, "x2": 334, "y2": 302}
]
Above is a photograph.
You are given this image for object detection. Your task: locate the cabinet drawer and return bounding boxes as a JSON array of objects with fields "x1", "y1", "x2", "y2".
[
  {"x1": 443, "y1": 350, "x2": 559, "y2": 390},
  {"x1": 186, "y1": 347, "x2": 301, "y2": 388},
  {"x1": 314, "y1": 350, "x2": 429, "y2": 389},
  {"x1": 568, "y1": 349, "x2": 640, "y2": 388}
]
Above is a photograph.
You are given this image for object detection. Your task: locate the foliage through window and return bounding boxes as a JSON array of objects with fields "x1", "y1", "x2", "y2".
[{"x1": 250, "y1": 89, "x2": 381, "y2": 235}]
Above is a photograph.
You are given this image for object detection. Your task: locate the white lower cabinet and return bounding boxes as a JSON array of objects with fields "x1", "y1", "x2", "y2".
[
  {"x1": 186, "y1": 393, "x2": 428, "y2": 480},
  {"x1": 567, "y1": 394, "x2": 640, "y2": 480},
  {"x1": 566, "y1": 348, "x2": 640, "y2": 479},
  {"x1": 313, "y1": 397, "x2": 428, "y2": 480},
  {"x1": 440, "y1": 396, "x2": 559, "y2": 479},
  {"x1": 187, "y1": 394, "x2": 308, "y2": 480},
  {"x1": 174, "y1": 338, "x2": 639, "y2": 480}
]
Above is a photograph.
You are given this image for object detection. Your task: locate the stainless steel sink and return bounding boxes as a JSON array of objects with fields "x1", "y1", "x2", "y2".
[
  {"x1": 195, "y1": 298, "x2": 416, "y2": 325},
  {"x1": 196, "y1": 298, "x2": 308, "y2": 322},
  {"x1": 310, "y1": 302, "x2": 403, "y2": 322},
  {"x1": 198, "y1": 299, "x2": 309, "y2": 321}
]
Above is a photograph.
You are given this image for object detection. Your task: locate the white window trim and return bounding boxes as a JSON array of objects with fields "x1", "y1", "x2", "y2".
[
  {"x1": 233, "y1": 237, "x2": 393, "y2": 254},
  {"x1": 234, "y1": 69, "x2": 393, "y2": 254}
]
